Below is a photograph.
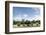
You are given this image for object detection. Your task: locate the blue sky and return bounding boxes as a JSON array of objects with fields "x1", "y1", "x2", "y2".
[{"x1": 13, "y1": 7, "x2": 40, "y2": 21}]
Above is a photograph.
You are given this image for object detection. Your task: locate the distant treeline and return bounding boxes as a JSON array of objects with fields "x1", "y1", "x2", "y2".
[{"x1": 13, "y1": 19, "x2": 40, "y2": 27}]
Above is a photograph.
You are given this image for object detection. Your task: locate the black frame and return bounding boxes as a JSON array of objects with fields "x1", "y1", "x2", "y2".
[{"x1": 5, "y1": 1, "x2": 45, "y2": 34}]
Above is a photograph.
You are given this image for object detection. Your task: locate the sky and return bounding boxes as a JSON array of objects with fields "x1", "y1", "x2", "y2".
[{"x1": 13, "y1": 7, "x2": 40, "y2": 21}]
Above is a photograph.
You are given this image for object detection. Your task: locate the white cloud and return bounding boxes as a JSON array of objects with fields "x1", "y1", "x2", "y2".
[
  {"x1": 24, "y1": 15, "x2": 40, "y2": 21},
  {"x1": 13, "y1": 15, "x2": 22, "y2": 21},
  {"x1": 23, "y1": 14, "x2": 28, "y2": 18},
  {"x1": 13, "y1": 14, "x2": 40, "y2": 21},
  {"x1": 32, "y1": 8, "x2": 40, "y2": 14},
  {"x1": 32, "y1": 15, "x2": 40, "y2": 20}
]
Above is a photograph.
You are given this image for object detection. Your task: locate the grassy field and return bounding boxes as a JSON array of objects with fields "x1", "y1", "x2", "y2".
[{"x1": 13, "y1": 19, "x2": 40, "y2": 28}]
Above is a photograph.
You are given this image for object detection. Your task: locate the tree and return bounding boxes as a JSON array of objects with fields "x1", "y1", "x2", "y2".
[
  {"x1": 36, "y1": 20, "x2": 40, "y2": 24},
  {"x1": 21, "y1": 19, "x2": 25, "y2": 24},
  {"x1": 25, "y1": 20, "x2": 31, "y2": 27},
  {"x1": 31, "y1": 20, "x2": 36, "y2": 23},
  {"x1": 13, "y1": 20, "x2": 16, "y2": 25}
]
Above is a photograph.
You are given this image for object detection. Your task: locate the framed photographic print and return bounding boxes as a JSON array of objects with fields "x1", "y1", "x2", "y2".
[{"x1": 5, "y1": 1, "x2": 45, "y2": 34}]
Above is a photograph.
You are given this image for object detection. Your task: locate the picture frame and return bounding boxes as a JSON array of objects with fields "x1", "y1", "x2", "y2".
[{"x1": 5, "y1": 1, "x2": 45, "y2": 34}]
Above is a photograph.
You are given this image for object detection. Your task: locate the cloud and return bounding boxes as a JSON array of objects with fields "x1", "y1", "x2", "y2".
[
  {"x1": 24, "y1": 15, "x2": 40, "y2": 21},
  {"x1": 13, "y1": 14, "x2": 28, "y2": 21},
  {"x1": 13, "y1": 15, "x2": 22, "y2": 21},
  {"x1": 32, "y1": 15, "x2": 40, "y2": 20},
  {"x1": 32, "y1": 8, "x2": 40, "y2": 14},
  {"x1": 23, "y1": 14, "x2": 28, "y2": 18},
  {"x1": 13, "y1": 14, "x2": 40, "y2": 21}
]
